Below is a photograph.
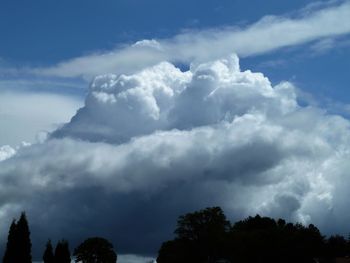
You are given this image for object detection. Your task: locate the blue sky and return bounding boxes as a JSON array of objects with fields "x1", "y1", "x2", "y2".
[
  {"x1": 1, "y1": 0, "x2": 350, "y2": 107},
  {"x1": 0, "y1": 0, "x2": 320, "y2": 63},
  {"x1": 2, "y1": 1, "x2": 350, "y2": 261}
]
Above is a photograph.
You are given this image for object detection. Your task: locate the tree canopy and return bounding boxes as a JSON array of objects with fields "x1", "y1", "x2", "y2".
[
  {"x1": 158, "y1": 207, "x2": 230, "y2": 263},
  {"x1": 157, "y1": 207, "x2": 332, "y2": 263},
  {"x1": 73, "y1": 237, "x2": 117, "y2": 263}
]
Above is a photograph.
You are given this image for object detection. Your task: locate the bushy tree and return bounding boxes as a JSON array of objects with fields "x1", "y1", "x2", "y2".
[
  {"x1": 43, "y1": 239, "x2": 55, "y2": 263},
  {"x1": 158, "y1": 207, "x2": 230, "y2": 263},
  {"x1": 228, "y1": 215, "x2": 324, "y2": 263},
  {"x1": 73, "y1": 237, "x2": 117, "y2": 263},
  {"x1": 175, "y1": 206, "x2": 230, "y2": 241},
  {"x1": 55, "y1": 240, "x2": 71, "y2": 263},
  {"x1": 157, "y1": 208, "x2": 333, "y2": 263}
]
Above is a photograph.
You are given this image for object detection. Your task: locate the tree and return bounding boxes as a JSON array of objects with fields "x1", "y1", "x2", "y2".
[
  {"x1": 16, "y1": 212, "x2": 32, "y2": 263},
  {"x1": 158, "y1": 207, "x2": 230, "y2": 263},
  {"x1": 326, "y1": 235, "x2": 349, "y2": 258},
  {"x1": 43, "y1": 240, "x2": 55, "y2": 263},
  {"x1": 157, "y1": 208, "x2": 328, "y2": 263},
  {"x1": 3, "y1": 219, "x2": 18, "y2": 263},
  {"x1": 3, "y1": 212, "x2": 32, "y2": 263},
  {"x1": 73, "y1": 237, "x2": 117, "y2": 263},
  {"x1": 55, "y1": 240, "x2": 71, "y2": 263},
  {"x1": 175, "y1": 206, "x2": 230, "y2": 241}
]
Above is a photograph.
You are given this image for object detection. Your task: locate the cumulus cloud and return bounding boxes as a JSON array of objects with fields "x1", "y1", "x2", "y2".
[
  {"x1": 52, "y1": 54, "x2": 296, "y2": 142},
  {"x1": 1, "y1": 54, "x2": 350, "y2": 258},
  {"x1": 29, "y1": 0, "x2": 350, "y2": 78}
]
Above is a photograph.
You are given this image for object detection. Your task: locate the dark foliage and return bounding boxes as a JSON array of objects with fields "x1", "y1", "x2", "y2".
[
  {"x1": 73, "y1": 237, "x2": 117, "y2": 263},
  {"x1": 55, "y1": 240, "x2": 71, "y2": 263},
  {"x1": 43, "y1": 240, "x2": 55, "y2": 263},
  {"x1": 158, "y1": 207, "x2": 230, "y2": 263},
  {"x1": 227, "y1": 216, "x2": 324, "y2": 263},
  {"x1": 325, "y1": 235, "x2": 349, "y2": 259},
  {"x1": 3, "y1": 212, "x2": 32, "y2": 263},
  {"x1": 157, "y1": 207, "x2": 349, "y2": 263},
  {"x1": 16, "y1": 212, "x2": 32, "y2": 263},
  {"x1": 3, "y1": 220, "x2": 18, "y2": 263}
]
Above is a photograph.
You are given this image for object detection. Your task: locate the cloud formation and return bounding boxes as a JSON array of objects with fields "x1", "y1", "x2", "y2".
[
  {"x1": 1, "y1": 54, "x2": 350, "y2": 259},
  {"x1": 52, "y1": 54, "x2": 296, "y2": 142},
  {"x1": 30, "y1": 0, "x2": 350, "y2": 78}
]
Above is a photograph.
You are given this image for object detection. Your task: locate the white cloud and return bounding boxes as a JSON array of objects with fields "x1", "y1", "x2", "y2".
[
  {"x1": 0, "y1": 145, "x2": 16, "y2": 161},
  {"x1": 29, "y1": 1, "x2": 350, "y2": 79},
  {"x1": 1, "y1": 54, "x2": 350, "y2": 258},
  {"x1": 52, "y1": 54, "x2": 296, "y2": 142},
  {"x1": 310, "y1": 38, "x2": 336, "y2": 54}
]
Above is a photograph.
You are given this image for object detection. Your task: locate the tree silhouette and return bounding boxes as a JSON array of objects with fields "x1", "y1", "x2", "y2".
[
  {"x1": 43, "y1": 239, "x2": 55, "y2": 263},
  {"x1": 73, "y1": 237, "x2": 117, "y2": 263},
  {"x1": 157, "y1": 208, "x2": 333, "y2": 263},
  {"x1": 3, "y1": 219, "x2": 18, "y2": 263},
  {"x1": 228, "y1": 215, "x2": 325, "y2": 263},
  {"x1": 175, "y1": 207, "x2": 230, "y2": 241},
  {"x1": 158, "y1": 207, "x2": 230, "y2": 263},
  {"x1": 326, "y1": 235, "x2": 349, "y2": 258},
  {"x1": 55, "y1": 240, "x2": 71, "y2": 263},
  {"x1": 16, "y1": 212, "x2": 32, "y2": 263},
  {"x1": 3, "y1": 212, "x2": 32, "y2": 263}
]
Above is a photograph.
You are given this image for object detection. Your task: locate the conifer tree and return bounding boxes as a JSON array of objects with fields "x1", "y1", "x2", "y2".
[
  {"x1": 16, "y1": 212, "x2": 32, "y2": 263},
  {"x1": 43, "y1": 239, "x2": 55, "y2": 263},
  {"x1": 3, "y1": 219, "x2": 17, "y2": 263},
  {"x1": 3, "y1": 212, "x2": 32, "y2": 263},
  {"x1": 55, "y1": 240, "x2": 71, "y2": 263}
]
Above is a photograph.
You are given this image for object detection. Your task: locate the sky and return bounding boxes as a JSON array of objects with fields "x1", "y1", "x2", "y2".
[{"x1": 1, "y1": 0, "x2": 350, "y2": 262}]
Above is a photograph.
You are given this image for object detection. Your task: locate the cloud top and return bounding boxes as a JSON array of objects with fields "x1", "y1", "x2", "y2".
[{"x1": 52, "y1": 54, "x2": 296, "y2": 142}]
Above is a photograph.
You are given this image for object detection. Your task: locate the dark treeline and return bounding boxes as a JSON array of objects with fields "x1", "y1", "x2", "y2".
[
  {"x1": 3, "y1": 209, "x2": 350, "y2": 263},
  {"x1": 2, "y1": 212, "x2": 117, "y2": 263},
  {"x1": 157, "y1": 207, "x2": 350, "y2": 263}
]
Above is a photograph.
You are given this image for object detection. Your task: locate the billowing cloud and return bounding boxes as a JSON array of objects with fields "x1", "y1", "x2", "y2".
[
  {"x1": 1, "y1": 54, "x2": 350, "y2": 259},
  {"x1": 30, "y1": 0, "x2": 350, "y2": 78},
  {"x1": 52, "y1": 54, "x2": 295, "y2": 142}
]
